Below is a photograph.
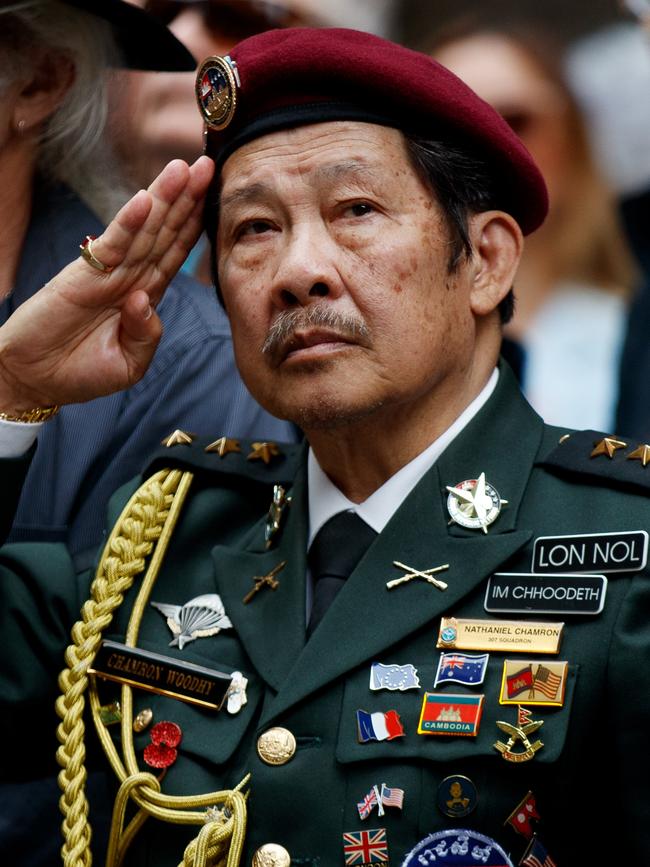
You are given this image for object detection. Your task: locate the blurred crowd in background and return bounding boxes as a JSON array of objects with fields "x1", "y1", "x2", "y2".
[{"x1": 106, "y1": 0, "x2": 650, "y2": 435}]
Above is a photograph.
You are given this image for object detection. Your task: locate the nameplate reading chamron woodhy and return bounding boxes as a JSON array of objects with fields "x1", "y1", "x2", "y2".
[
  {"x1": 436, "y1": 617, "x2": 564, "y2": 654},
  {"x1": 89, "y1": 640, "x2": 233, "y2": 710},
  {"x1": 484, "y1": 573, "x2": 607, "y2": 615},
  {"x1": 532, "y1": 531, "x2": 648, "y2": 575}
]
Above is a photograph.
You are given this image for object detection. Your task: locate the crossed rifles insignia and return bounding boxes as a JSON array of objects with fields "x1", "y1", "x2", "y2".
[
  {"x1": 493, "y1": 707, "x2": 544, "y2": 762},
  {"x1": 386, "y1": 561, "x2": 450, "y2": 591}
]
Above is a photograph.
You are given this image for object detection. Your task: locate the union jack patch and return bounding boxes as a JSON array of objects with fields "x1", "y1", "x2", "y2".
[{"x1": 342, "y1": 828, "x2": 389, "y2": 864}]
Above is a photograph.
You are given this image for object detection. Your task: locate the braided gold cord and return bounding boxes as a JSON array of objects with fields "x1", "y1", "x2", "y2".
[
  {"x1": 55, "y1": 466, "x2": 250, "y2": 867},
  {"x1": 55, "y1": 469, "x2": 192, "y2": 867}
]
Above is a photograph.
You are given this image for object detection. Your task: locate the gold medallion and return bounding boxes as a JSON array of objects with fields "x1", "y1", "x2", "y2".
[
  {"x1": 196, "y1": 55, "x2": 239, "y2": 130},
  {"x1": 437, "y1": 617, "x2": 563, "y2": 654}
]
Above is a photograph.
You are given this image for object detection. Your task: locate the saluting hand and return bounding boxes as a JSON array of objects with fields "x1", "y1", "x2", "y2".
[{"x1": 0, "y1": 156, "x2": 214, "y2": 412}]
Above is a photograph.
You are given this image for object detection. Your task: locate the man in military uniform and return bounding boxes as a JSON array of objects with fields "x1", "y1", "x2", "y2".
[{"x1": 1, "y1": 26, "x2": 649, "y2": 867}]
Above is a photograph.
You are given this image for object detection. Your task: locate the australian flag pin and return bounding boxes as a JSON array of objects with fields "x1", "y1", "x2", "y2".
[{"x1": 434, "y1": 652, "x2": 489, "y2": 687}]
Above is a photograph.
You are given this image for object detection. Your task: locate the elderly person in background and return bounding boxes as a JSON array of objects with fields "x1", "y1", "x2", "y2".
[
  {"x1": 0, "y1": 1, "x2": 295, "y2": 862},
  {"x1": 0, "y1": 0, "x2": 296, "y2": 560}
]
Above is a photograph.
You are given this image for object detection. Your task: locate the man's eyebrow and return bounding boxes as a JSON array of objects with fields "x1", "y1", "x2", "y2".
[
  {"x1": 219, "y1": 161, "x2": 381, "y2": 211},
  {"x1": 314, "y1": 160, "x2": 382, "y2": 184},
  {"x1": 219, "y1": 182, "x2": 273, "y2": 211}
]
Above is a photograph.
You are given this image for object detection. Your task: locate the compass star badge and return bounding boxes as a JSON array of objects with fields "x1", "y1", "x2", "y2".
[{"x1": 446, "y1": 472, "x2": 507, "y2": 534}]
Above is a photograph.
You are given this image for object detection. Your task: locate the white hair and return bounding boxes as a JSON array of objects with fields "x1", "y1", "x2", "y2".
[{"x1": 0, "y1": 0, "x2": 131, "y2": 219}]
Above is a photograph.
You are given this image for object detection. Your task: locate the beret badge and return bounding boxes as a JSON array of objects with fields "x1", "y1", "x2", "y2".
[{"x1": 195, "y1": 55, "x2": 240, "y2": 130}]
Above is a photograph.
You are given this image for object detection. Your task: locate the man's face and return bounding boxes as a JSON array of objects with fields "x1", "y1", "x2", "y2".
[{"x1": 217, "y1": 121, "x2": 479, "y2": 431}]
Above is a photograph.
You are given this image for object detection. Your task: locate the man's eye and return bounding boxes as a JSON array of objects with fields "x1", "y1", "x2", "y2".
[
  {"x1": 239, "y1": 220, "x2": 273, "y2": 236},
  {"x1": 346, "y1": 202, "x2": 374, "y2": 217}
]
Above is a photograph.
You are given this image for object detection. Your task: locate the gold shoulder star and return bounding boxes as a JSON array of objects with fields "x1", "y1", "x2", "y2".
[
  {"x1": 627, "y1": 444, "x2": 650, "y2": 467},
  {"x1": 590, "y1": 436, "x2": 627, "y2": 459},
  {"x1": 247, "y1": 441, "x2": 281, "y2": 464},
  {"x1": 204, "y1": 436, "x2": 241, "y2": 457},
  {"x1": 161, "y1": 429, "x2": 196, "y2": 447}
]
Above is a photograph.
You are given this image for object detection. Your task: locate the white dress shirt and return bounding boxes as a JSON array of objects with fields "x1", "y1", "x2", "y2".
[{"x1": 307, "y1": 367, "x2": 499, "y2": 544}]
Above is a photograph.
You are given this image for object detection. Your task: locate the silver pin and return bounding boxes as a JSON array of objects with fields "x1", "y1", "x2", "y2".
[{"x1": 151, "y1": 594, "x2": 232, "y2": 650}]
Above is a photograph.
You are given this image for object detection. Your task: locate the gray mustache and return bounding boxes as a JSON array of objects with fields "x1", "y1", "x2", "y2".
[{"x1": 262, "y1": 304, "x2": 370, "y2": 357}]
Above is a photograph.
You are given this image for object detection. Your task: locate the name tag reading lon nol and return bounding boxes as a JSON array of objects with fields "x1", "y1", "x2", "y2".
[
  {"x1": 533, "y1": 531, "x2": 648, "y2": 574},
  {"x1": 485, "y1": 573, "x2": 607, "y2": 615},
  {"x1": 90, "y1": 640, "x2": 233, "y2": 710},
  {"x1": 437, "y1": 617, "x2": 563, "y2": 654}
]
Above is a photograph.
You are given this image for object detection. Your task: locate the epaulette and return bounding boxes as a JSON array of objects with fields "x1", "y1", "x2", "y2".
[
  {"x1": 144, "y1": 430, "x2": 303, "y2": 485},
  {"x1": 538, "y1": 429, "x2": 650, "y2": 494}
]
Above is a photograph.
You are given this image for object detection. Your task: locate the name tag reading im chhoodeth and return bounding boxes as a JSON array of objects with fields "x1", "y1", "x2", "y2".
[
  {"x1": 532, "y1": 531, "x2": 648, "y2": 575},
  {"x1": 484, "y1": 573, "x2": 607, "y2": 615},
  {"x1": 89, "y1": 640, "x2": 233, "y2": 710}
]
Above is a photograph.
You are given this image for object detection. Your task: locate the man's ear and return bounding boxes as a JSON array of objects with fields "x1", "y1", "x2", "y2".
[
  {"x1": 467, "y1": 210, "x2": 523, "y2": 316},
  {"x1": 11, "y1": 50, "x2": 75, "y2": 133}
]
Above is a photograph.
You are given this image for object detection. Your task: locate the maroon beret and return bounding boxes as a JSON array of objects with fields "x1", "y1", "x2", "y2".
[{"x1": 196, "y1": 27, "x2": 548, "y2": 234}]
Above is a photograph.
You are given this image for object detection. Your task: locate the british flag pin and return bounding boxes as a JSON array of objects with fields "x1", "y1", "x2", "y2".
[{"x1": 342, "y1": 828, "x2": 388, "y2": 864}]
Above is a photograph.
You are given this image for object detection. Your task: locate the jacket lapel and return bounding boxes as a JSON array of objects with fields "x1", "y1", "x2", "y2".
[
  {"x1": 211, "y1": 460, "x2": 309, "y2": 692},
  {"x1": 261, "y1": 365, "x2": 543, "y2": 723}
]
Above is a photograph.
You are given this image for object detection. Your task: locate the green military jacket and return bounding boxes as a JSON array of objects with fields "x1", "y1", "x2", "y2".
[{"x1": 1, "y1": 366, "x2": 649, "y2": 865}]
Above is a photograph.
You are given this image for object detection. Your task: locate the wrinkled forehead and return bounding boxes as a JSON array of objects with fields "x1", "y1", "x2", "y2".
[{"x1": 218, "y1": 120, "x2": 413, "y2": 198}]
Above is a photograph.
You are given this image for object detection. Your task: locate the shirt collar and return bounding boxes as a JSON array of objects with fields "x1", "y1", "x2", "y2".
[{"x1": 307, "y1": 368, "x2": 499, "y2": 546}]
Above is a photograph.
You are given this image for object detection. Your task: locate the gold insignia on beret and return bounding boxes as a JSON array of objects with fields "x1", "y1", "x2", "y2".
[
  {"x1": 590, "y1": 436, "x2": 627, "y2": 459},
  {"x1": 161, "y1": 429, "x2": 196, "y2": 447},
  {"x1": 196, "y1": 54, "x2": 239, "y2": 130},
  {"x1": 247, "y1": 441, "x2": 281, "y2": 464},
  {"x1": 204, "y1": 436, "x2": 241, "y2": 457}
]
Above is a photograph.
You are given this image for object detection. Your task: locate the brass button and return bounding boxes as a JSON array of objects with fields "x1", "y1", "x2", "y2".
[
  {"x1": 256, "y1": 727, "x2": 296, "y2": 765},
  {"x1": 252, "y1": 843, "x2": 291, "y2": 867}
]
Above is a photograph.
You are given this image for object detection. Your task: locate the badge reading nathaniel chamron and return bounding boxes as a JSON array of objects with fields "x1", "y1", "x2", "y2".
[
  {"x1": 532, "y1": 530, "x2": 648, "y2": 574},
  {"x1": 446, "y1": 472, "x2": 507, "y2": 533},
  {"x1": 484, "y1": 573, "x2": 607, "y2": 615},
  {"x1": 499, "y1": 660, "x2": 568, "y2": 706},
  {"x1": 437, "y1": 617, "x2": 563, "y2": 653},
  {"x1": 196, "y1": 54, "x2": 239, "y2": 130}
]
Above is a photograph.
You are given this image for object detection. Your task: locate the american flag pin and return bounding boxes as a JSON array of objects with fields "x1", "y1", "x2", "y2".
[{"x1": 499, "y1": 660, "x2": 568, "y2": 706}]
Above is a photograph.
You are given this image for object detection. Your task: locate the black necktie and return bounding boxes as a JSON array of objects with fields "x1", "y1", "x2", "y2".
[{"x1": 307, "y1": 510, "x2": 377, "y2": 638}]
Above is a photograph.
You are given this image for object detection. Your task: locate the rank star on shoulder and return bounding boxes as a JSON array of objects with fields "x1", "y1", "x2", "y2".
[
  {"x1": 627, "y1": 444, "x2": 650, "y2": 467},
  {"x1": 590, "y1": 436, "x2": 627, "y2": 458},
  {"x1": 247, "y1": 441, "x2": 281, "y2": 464},
  {"x1": 204, "y1": 436, "x2": 241, "y2": 457}
]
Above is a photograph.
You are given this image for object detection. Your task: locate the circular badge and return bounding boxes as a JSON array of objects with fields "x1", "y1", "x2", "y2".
[
  {"x1": 195, "y1": 55, "x2": 238, "y2": 130},
  {"x1": 256, "y1": 727, "x2": 297, "y2": 765},
  {"x1": 439, "y1": 625, "x2": 457, "y2": 645},
  {"x1": 446, "y1": 473, "x2": 504, "y2": 532},
  {"x1": 252, "y1": 843, "x2": 291, "y2": 867},
  {"x1": 436, "y1": 775, "x2": 478, "y2": 818},
  {"x1": 401, "y1": 829, "x2": 513, "y2": 867}
]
